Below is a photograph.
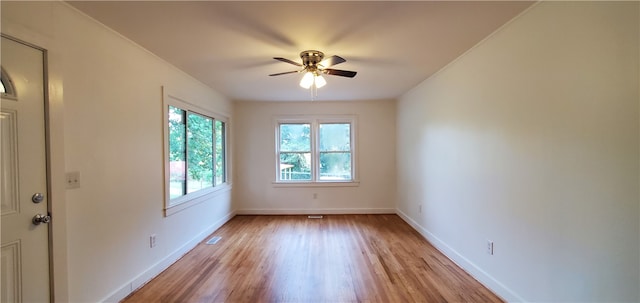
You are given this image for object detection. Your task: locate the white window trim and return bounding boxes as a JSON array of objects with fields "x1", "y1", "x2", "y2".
[
  {"x1": 163, "y1": 87, "x2": 230, "y2": 216},
  {"x1": 274, "y1": 115, "x2": 359, "y2": 187}
]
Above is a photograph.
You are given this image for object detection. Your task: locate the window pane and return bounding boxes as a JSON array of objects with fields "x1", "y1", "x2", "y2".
[
  {"x1": 319, "y1": 152, "x2": 351, "y2": 181},
  {"x1": 168, "y1": 106, "x2": 186, "y2": 199},
  {"x1": 319, "y1": 123, "x2": 350, "y2": 151},
  {"x1": 280, "y1": 123, "x2": 310, "y2": 152},
  {"x1": 215, "y1": 120, "x2": 225, "y2": 185},
  {"x1": 280, "y1": 152, "x2": 311, "y2": 180},
  {"x1": 187, "y1": 113, "x2": 213, "y2": 193}
]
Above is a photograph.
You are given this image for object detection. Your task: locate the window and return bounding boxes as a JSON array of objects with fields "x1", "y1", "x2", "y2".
[
  {"x1": 318, "y1": 123, "x2": 352, "y2": 180},
  {"x1": 276, "y1": 116, "x2": 356, "y2": 184},
  {"x1": 279, "y1": 123, "x2": 311, "y2": 180},
  {"x1": 164, "y1": 89, "x2": 228, "y2": 214},
  {"x1": 1, "y1": 67, "x2": 17, "y2": 100}
]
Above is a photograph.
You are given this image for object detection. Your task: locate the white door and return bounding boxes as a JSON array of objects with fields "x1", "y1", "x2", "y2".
[{"x1": 1, "y1": 36, "x2": 50, "y2": 302}]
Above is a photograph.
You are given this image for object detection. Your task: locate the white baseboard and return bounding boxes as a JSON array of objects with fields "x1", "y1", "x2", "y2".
[
  {"x1": 236, "y1": 208, "x2": 396, "y2": 215},
  {"x1": 101, "y1": 210, "x2": 236, "y2": 303},
  {"x1": 395, "y1": 209, "x2": 525, "y2": 303}
]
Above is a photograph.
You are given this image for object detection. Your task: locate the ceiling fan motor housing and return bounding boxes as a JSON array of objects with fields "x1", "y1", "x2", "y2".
[{"x1": 300, "y1": 50, "x2": 324, "y2": 68}]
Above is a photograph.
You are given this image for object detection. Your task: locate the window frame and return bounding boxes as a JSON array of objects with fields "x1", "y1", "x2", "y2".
[
  {"x1": 274, "y1": 115, "x2": 358, "y2": 186},
  {"x1": 163, "y1": 88, "x2": 230, "y2": 216}
]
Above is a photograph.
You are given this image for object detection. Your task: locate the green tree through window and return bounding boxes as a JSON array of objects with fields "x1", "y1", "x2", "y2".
[
  {"x1": 319, "y1": 123, "x2": 351, "y2": 180},
  {"x1": 168, "y1": 106, "x2": 186, "y2": 199},
  {"x1": 279, "y1": 123, "x2": 311, "y2": 180},
  {"x1": 168, "y1": 105, "x2": 226, "y2": 201},
  {"x1": 215, "y1": 120, "x2": 225, "y2": 185},
  {"x1": 187, "y1": 113, "x2": 213, "y2": 193}
]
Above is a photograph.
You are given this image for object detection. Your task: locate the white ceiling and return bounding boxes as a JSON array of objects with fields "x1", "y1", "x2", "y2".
[{"x1": 68, "y1": 1, "x2": 533, "y2": 102}]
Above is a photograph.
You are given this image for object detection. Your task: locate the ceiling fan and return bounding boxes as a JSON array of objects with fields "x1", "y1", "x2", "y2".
[{"x1": 269, "y1": 50, "x2": 357, "y2": 89}]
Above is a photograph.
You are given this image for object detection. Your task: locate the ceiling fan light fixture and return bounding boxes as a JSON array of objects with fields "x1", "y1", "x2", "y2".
[
  {"x1": 314, "y1": 75, "x2": 326, "y2": 88},
  {"x1": 273, "y1": 50, "x2": 356, "y2": 94},
  {"x1": 299, "y1": 71, "x2": 314, "y2": 89}
]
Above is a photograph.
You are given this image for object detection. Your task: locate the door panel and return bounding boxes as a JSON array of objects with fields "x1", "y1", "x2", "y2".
[
  {"x1": 1, "y1": 109, "x2": 19, "y2": 215},
  {"x1": 1, "y1": 241, "x2": 21, "y2": 302},
  {"x1": 0, "y1": 36, "x2": 50, "y2": 302}
]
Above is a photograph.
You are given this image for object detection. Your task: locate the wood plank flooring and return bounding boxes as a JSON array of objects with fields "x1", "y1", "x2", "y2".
[{"x1": 123, "y1": 215, "x2": 503, "y2": 303}]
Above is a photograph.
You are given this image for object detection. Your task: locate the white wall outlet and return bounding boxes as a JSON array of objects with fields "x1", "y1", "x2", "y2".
[
  {"x1": 65, "y1": 171, "x2": 81, "y2": 189},
  {"x1": 150, "y1": 234, "x2": 157, "y2": 248},
  {"x1": 313, "y1": 193, "x2": 318, "y2": 199},
  {"x1": 487, "y1": 240, "x2": 494, "y2": 255},
  {"x1": 419, "y1": 204, "x2": 422, "y2": 213}
]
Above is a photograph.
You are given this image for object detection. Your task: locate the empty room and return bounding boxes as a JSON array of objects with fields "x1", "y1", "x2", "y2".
[{"x1": 1, "y1": 1, "x2": 638, "y2": 302}]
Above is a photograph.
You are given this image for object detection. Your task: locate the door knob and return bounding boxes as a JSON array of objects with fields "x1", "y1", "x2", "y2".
[{"x1": 32, "y1": 214, "x2": 51, "y2": 225}]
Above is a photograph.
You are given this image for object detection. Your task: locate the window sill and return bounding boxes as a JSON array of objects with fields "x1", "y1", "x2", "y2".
[
  {"x1": 164, "y1": 183, "x2": 232, "y2": 216},
  {"x1": 272, "y1": 181, "x2": 360, "y2": 188}
]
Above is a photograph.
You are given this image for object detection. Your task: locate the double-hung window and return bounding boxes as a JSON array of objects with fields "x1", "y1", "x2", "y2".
[
  {"x1": 164, "y1": 89, "x2": 228, "y2": 214},
  {"x1": 276, "y1": 116, "x2": 356, "y2": 184}
]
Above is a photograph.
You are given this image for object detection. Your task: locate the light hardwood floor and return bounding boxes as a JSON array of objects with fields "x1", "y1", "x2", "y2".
[{"x1": 123, "y1": 215, "x2": 503, "y2": 303}]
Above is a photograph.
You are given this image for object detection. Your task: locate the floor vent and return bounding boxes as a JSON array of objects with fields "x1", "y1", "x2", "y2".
[
  {"x1": 308, "y1": 215, "x2": 324, "y2": 219},
  {"x1": 206, "y1": 236, "x2": 222, "y2": 245}
]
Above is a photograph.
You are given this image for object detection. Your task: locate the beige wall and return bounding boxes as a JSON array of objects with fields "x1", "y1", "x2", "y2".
[
  {"x1": 233, "y1": 100, "x2": 396, "y2": 214},
  {"x1": 397, "y1": 2, "x2": 639, "y2": 302},
  {"x1": 2, "y1": 2, "x2": 234, "y2": 302}
]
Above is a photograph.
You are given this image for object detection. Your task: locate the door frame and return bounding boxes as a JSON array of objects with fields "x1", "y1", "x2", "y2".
[{"x1": 1, "y1": 33, "x2": 58, "y2": 303}]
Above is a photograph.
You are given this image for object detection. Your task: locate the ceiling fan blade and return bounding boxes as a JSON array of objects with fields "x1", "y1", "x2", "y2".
[
  {"x1": 318, "y1": 55, "x2": 346, "y2": 68},
  {"x1": 269, "y1": 70, "x2": 300, "y2": 76},
  {"x1": 323, "y1": 68, "x2": 357, "y2": 78},
  {"x1": 273, "y1": 57, "x2": 302, "y2": 67}
]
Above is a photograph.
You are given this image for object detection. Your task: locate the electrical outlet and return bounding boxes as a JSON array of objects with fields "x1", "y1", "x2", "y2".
[
  {"x1": 313, "y1": 193, "x2": 318, "y2": 199},
  {"x1": 66, "y1": 171, "x2": 80, "y2": 189},
  {"x1": 419, "y1": 204, "x2": 422, "y2": 213},
  {"x1": 150, "y1": 234, "x2": 157, "y2": 248},
  {"x1": 487, "y1": 240, "x2": 494, "y2": 255}
]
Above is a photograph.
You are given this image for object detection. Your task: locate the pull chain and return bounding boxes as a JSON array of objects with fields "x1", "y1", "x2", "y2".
[{"x1": 310, "y1": 83, "x2": 317, "y2": 101}]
